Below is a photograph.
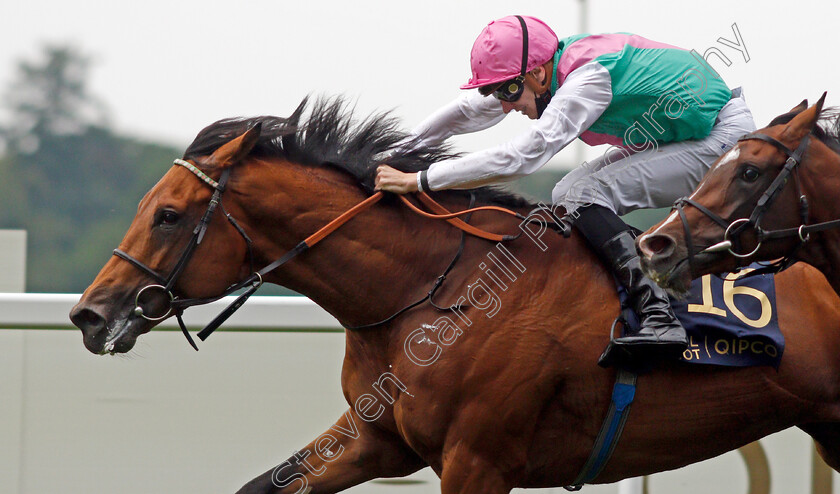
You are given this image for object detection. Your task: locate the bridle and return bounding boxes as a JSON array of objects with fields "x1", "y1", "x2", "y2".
[
  {"x1": 111, "y1": 157, "x2": 528, "y2": 351},
  {"x1": 672, "y1": 131, "x2": 814, "y2": 275},
  {"x1": 113, "y1": 159, "x2": 264, "y2": 351}
]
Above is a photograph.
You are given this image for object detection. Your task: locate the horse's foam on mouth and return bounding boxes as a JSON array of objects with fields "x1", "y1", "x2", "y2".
[
  {"x1": 102, "y1": 318, "x2": 130, "y2": 355},
  {"x1": 644, "y1": 256, "x2": 691, "y2": 298}
]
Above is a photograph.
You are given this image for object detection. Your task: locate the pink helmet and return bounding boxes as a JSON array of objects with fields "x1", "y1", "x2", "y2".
[{"x1": 461, "y1": 15, "x2": 559, "y2": 90}]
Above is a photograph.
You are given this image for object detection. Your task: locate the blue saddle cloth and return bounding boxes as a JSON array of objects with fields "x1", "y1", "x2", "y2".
[{"x1": 619, "y1": 263, "x2": 784, "y2": 369}]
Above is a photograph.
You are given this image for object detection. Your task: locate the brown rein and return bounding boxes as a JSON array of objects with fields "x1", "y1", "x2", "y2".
[
  {"x1": 308, "y1": 191, "x2": 522, "y2": 246},
  {"x1": 400, "y1": 192, "x2": 523, "y2": 242}
]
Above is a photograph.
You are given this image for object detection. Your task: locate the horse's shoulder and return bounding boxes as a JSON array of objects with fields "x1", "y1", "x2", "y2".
[{"x1": 775, "y1": 263, "x2": 839, "y2": 310}]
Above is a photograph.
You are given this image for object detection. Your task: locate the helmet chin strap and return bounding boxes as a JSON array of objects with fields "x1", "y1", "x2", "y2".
[
  {"x1": 535, "y1": 91, "x2": 552, "y2": 118},
  {"x1": 525, "y1": 61, "x2": 555, "y2": 118}
]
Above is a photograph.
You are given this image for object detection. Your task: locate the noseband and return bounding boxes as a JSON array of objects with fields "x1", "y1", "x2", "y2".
[{"x1": 673, "y1": 131, "x2": 812, "y2": 275}]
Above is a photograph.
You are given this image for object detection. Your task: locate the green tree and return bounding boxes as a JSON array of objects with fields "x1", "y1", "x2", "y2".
[
  {"x1": 0, "y1": 45, "x2": 177, "y2": 292},
  {"x1": 1, "y1": 44, "x2": 107, "y2": 153}
]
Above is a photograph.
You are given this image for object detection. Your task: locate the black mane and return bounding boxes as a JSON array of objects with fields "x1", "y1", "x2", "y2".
[
  {"x1": 767, "y1": 105, "x2": 840, "y2": 155},
  {"x1": 183, "y1": 96, "x2": 533, "y2": 208}
]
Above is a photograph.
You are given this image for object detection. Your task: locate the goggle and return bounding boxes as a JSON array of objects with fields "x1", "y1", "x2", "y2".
[{"x1": 492, "y1": 76, "x2": 526, "y2": 102}]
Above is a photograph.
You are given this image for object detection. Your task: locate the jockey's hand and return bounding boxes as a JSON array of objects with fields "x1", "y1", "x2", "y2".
[{"x1": 375, "y1": 165, "x2": 418, "y2": 194}]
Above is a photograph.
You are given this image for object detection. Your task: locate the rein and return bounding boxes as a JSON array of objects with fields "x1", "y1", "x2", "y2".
[
  {"x1": 673, "y1": 132, "x2": 814, "y2": 275},
  {"x1": 112, "y1": 159, "x2": 522, "y2": 350},
  {"x1": 399, "y1": 192, "x2": 525, "y2": 242}
]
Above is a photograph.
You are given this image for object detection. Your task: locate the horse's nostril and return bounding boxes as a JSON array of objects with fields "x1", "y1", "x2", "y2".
[
  {"x1": 640, "y1": 234, "x2": 675, "y2": 258},
  {"x1": 71, "y1": 306, "x2": 111, "y2": 354},
  {"x1": 70, "y1": 306, "x2": 106, "y2": 333}
]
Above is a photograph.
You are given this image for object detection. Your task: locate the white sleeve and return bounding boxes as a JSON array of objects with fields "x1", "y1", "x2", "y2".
[
  {"x1": 425, "y1": 62, "x2": 613, "y2": 191},
  {"x1": 401, "y1": 91, "x2": 507, "y2": 151}
]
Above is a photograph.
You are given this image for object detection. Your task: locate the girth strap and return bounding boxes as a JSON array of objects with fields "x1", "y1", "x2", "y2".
[{"x1": 565, "y1": 369, "x2": 638, "y2": 490}]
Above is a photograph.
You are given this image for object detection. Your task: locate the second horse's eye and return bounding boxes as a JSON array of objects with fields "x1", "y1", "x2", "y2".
[
  {"x1": 740, "y1": 165, "x2": 760, "y2": 183},
  {"x1": 160, "y1": 210, "x2": 180, "y2": 226}
]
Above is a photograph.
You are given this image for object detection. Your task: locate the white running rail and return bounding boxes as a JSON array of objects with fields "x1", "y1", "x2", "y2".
[{"x1": 0, "y1": 293, "x2": 343, "y2": 331}]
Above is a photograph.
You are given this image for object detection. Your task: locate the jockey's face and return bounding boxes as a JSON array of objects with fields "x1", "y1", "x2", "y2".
[
  {"x1": 500, "y1": 86, "x2": 539, "y2": 119},
  {"x1": 494, "y1": 65, "x2": 547, "y2": 120}
]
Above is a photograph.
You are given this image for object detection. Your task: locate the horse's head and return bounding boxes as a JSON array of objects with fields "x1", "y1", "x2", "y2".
[
  {"x1": 70, "y1": 125, "x2": 262, "y2": 354},
  {"x1": 638, "y1": 95, "x2": 827, "y2": 293}
]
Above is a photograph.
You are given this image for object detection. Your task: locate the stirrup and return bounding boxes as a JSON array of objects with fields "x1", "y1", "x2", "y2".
[
  {"x1": 598, "y1": 316, "x2": 685, "y2": 369},
  {"x1": 597, "y1": 317, "x2": 634, "y2": 368}
]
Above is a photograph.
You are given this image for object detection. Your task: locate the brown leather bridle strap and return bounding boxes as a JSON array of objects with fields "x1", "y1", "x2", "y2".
[
  {"x1": 304, "y1": 191, "x2": 384, "y2": 246},
  {"x1": 303, "y1": 190, "x2": 523, "y2": 247},
  {"x1": 287, "y1": 189, "x2": 523, "y2": 247},
  {"x1": 416, "y1": 191, "x2": 523, "y2": 219},
  {"x1": 399, "y1": 192, "x2": 522, "y2": 242}
]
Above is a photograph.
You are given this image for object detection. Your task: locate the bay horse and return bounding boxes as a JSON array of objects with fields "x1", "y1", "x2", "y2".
[
  {"x1": 637, "y1": 94, "x2": 840, "y2": 296},
  {"x1": 71, "y1": 97, "x2": 840, "y2": 493}
]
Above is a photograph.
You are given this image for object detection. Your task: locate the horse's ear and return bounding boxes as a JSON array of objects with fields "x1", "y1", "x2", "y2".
[
  {"x1": 206, "y1": 123, "x2": 263, "y2": 168},
  {"x1": 781, "y1": 93, "x2": 826, "y2": 142},
  {"x1": 789, "y1": 99, "x2": 808, "y2": 113}
]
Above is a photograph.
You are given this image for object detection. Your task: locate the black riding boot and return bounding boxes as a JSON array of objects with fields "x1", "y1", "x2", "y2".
[{"x1": 573, "y1": 205, "x2": 688, "y2": 368}]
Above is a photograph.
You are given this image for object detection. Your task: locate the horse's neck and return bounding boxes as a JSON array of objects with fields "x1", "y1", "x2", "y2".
[
  {"x1": 237, "y1": 163, "x2": 471, "y2": 329},
  {"x1": 287, "y1": 208, "x2": 463, "y2": 327}
]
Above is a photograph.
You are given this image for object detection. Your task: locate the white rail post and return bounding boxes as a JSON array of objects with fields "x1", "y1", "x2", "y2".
[
  {"x1": 618, "y1": 477, "x2": 645, "y2": 494},
  {"x1": 0, "y1": 229, "x2": 26, "y2": 494},
  {"x1": 0, "y1": 229, "x2": 26, "y2": 292}
]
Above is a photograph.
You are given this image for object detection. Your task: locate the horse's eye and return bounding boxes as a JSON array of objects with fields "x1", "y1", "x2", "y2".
[
  {"x1": 740, "y1": 166, "x2": 760, "y2": 183},
  {"x1": 159, "y1": 210, "x2": 180, "y2": 226}
]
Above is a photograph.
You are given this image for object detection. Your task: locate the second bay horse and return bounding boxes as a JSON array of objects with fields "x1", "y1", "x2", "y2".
[{"x1": 637, "y1": 94, "x2": 840, "y2": 296}]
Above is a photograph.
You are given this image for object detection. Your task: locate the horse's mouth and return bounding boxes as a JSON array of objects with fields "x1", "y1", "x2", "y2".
[
  {"x1": 644, "y1": 249, "x2": 741, "y2": 298},
  {"x1": 72, "y1": 303, "x2": 145, "y2": 355},
  {"x1": 100, "y1": 320, "x2": 135, "y2": 355},
  {"x1": 99, "y1": 313, "x2": 156, "y2": 354},
  {"x1": 644, "y1": 257, "x2": 692, "y2": 297}
]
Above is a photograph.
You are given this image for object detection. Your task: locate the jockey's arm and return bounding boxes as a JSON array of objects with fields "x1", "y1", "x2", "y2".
[
  {"x1": 424, "y1": 62, "x2": 612, "y2": 191},
  {"x1": 376, "y1": 89, "x2": 508, "y2": 194},
  {"x1": 407, "y1": 90, "x2": 508, "y2": 147}
]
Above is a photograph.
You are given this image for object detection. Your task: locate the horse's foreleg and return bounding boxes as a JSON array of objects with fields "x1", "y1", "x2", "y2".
[
  {"x1": 800, "y1": 422, "x2": 840, "y2": 472},
  {"x1": 439, "y1": 447, "x2": 513, "y2": 494},
  {"x1": 236, "y1": 409, "x2": 426, "y2": 494}
]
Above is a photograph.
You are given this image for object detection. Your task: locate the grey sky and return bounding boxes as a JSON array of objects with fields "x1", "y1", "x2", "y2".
[{"x1": 0, "y1": 0, "x2": 834, "y2": 169}]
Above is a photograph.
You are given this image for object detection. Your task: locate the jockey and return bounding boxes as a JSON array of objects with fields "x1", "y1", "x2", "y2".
[{"x1": 375, "y1": 15, "x2": 756, "y2": 367}]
